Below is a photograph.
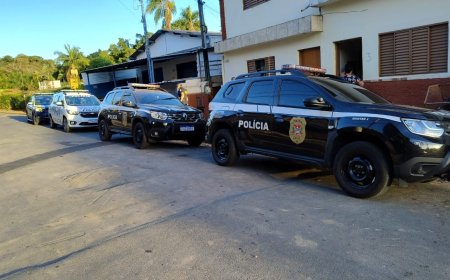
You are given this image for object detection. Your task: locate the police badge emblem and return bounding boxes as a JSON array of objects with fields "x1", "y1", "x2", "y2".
[{"x1": 289, "y1": 117, "x2": 307, "y2": 144}]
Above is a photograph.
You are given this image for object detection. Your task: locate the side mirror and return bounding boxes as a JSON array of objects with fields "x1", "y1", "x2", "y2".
[
  {"x1": 27, "y1": 102, "x2": 32, "y2": 106},
  {"x1": 122, "y1": 100, "x2": 136, "y2": 108},
  {"x1": 56, "y1": 101, "x2": 63, "y2": 106},
  {"x1": 304, "y1": 97, "x2": 331, "y2": 110}
]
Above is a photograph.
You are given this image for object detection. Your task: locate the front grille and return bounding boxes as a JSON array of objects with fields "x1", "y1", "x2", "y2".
[
  {"x1": 168, "y1": 112, "x2": 198, "y2": 122},
  {"x1": 80, "y1": 112, "x2": 98, "y2": 118}
]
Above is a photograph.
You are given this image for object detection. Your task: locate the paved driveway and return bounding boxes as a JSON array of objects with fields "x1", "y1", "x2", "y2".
[{"x1": 0, "y1": 112, "x2": 449, "y2": 280}]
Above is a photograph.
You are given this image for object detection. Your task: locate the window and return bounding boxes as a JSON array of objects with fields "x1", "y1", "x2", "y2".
[
  {"x1": 121, "y1": 92, "x2": 136, "y2": 105},
  {"x1": 245, "y1": 80, "x2": 274, "y2": 105},
  {"x1": 223, "y1": 82, "x2": 245, "y2": 101},
  {"x1": 379, "y1": 23, "x2": 448, "y2": 76},
  {"x1": 243, "y1": 0, "x2": 270, "y2": 10},
  {"x1": 112, "y1": 91, "x2": 123, "y2": 106},
  {"x1": 278, "y1": 80, "x2": 320, "y2": 108},
  {"x1": 103, "y1": 92, "x2": 115, "y2": 105},
  {"x1": 247, "y1": 56, "x2": 275, "y2": 73}
]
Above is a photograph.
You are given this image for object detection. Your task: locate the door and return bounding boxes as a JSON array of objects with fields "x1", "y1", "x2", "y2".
[
  {"x1": 26, "y1": 96, "x2": 34, "y2": 118},
  {"x1": 117, "y1": 91, "x2": 136, "y2": 132},
  {"x1": 299, "y1": 47, "x2": 321, "y2": 68},
  {"x1": 108, "y1": 91, "x2": 123, "y2": 129},
  {"x1": 271, "y1": 78, "x2": 332, "y2": 160},
  {"x1": 235, "y1": 79, "x2": 276, "y2": 149}
]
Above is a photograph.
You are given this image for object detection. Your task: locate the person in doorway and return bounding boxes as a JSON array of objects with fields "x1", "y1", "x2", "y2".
[
  {"x1": 177, "y1": 84, "x2": 188, "y2": 104},
  {"x1": 343, "y1": 62, "x2": 364, "y2": 87}
]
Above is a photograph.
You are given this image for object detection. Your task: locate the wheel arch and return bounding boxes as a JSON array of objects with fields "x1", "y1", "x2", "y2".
[{"x1": 329, "y1": 129, "x2": 394, "y2": 177}]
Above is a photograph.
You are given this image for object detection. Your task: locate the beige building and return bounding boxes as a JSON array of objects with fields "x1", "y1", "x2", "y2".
[{"x1": 216, "y1": 0, "x2": 450, "y2": 106}]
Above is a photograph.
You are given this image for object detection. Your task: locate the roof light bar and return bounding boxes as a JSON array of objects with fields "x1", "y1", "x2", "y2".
[
  {"x1": 282, "y1": 64, "x2": 327, "y2": 74},
  {"x1": 128, "y1": 83, "x2": 160, "y2": 89}
]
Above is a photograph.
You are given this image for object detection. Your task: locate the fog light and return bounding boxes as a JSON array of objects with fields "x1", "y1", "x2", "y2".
[{"x1": 70, "y1": 121, "x2": 77, "y2": 125}]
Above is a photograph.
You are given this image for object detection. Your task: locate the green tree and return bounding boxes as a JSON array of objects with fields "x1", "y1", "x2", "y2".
[
  {"x1": 54, "y1": 44, "x2": 89, "y2": 81},
  {"x1": 108, "y1": 38, "x2": 135, "y2": 63},
  {"x1": 87, "y1": 50, "x2": 114, "y2": 69},
  {"x1": 146, "y1": 0, "x2": 177, "y2": 30},
  {"x1": 172, "y1": 6, "x2": 200, "y2": 31}
]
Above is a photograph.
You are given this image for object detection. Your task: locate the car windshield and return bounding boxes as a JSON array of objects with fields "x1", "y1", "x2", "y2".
[
  {"x1": 65, "y1": 95, "x2": 100, "y2": 106},
  {"x1": 136, "y1": 92, "x2": 183, "y2": 106},
  {"x1": 310, "y1": 77, "x2": 390, "y2": 104},
  {"x1": 35, "y1": 95, "x2": 53, "y2": 105}
]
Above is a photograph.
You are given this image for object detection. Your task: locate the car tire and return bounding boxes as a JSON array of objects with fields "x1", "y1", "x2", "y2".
[
  {"x1": 49, "y1": 115, "x2": 57, "y2": 129},
  {"x1": 133, "y1": 122, "x2": 149, "y2": 149},
  {"x1": 211, "y1": 129, "x2": 239, "y2": 166},
  {"x1": 187, "y1": 136, "x2": 203, "y2": 147},
  {"x1": 333, "y1": 141, "x2": 391, "y2": 198},
  {"x1": 63, "y1": 117, "x2": 71, "y2": 133},
  {"x1": 32, "y1": 113, "x2": 40, "y2": 125},
  {"x1": 98, "y1": 119, "x2": 111, "y2": 141}
]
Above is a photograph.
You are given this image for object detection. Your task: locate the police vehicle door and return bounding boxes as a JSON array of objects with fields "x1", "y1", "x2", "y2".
[
  {"x1": 236, "y1": 79, "x2": 275, "y2": 149},
  {"x1": 53, "y1": 94, "x2": 64, "y2": 124},
  {"x1": 109, "y1": 91, "x2": 123, "y2": 129},
  {"x1": 117, "y1": 91, "x2": 136, "y2": 131},
  {"x1": 271, "y1": 78, "x2": 331, "y2": 160},
  {"x1": 26, "y1": 95, "x2": 35, "y2": 118}
]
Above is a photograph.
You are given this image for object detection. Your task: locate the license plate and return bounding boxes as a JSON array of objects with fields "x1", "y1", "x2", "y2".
[{"x1": 180, "y1": 125, "x2": 194, "y2": 132}]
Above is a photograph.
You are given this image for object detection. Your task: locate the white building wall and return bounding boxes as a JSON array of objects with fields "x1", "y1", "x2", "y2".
[{"x1": 221, "y1": 0, "x2": 450, "y2": 82}]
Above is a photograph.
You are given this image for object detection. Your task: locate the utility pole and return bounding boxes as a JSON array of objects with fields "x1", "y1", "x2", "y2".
[
  {"x1": 197, "y1": 0, "x2": 211, "y2": 84},
  {"x1": 140, "y1": 0, "x2": 155, "y2": 83}
]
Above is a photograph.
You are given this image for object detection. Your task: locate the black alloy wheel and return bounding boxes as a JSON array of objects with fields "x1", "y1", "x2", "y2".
[
  {"x1": 211, "y1": 129, "x2": 239, "y2": 166},
  {"x1": 98, "y1": 119, "x2": 111, "y2": 141},
  {"x1": 333, "y1": 141, "x2": 391, "y2": 198},
  {"x1": 133, "y1": 122, "x2": 149, "y2": 149}
]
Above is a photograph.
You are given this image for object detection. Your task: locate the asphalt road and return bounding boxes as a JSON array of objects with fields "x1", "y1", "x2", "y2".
[{"x1": 0, "y1": 112, "x2": 449, "y2": 280}]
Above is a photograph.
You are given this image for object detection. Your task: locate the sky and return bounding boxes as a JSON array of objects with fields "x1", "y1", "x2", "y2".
[{"x1": 0, "y1": 0, "x2": 221, "y2": 60}]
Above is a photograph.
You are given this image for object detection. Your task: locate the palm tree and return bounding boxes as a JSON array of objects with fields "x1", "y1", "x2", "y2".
[
  {"x1": 146, "y1": 0, "x2": 177, "y2": 30},
  {"x1": 172, "y1": 6, "x2": 200, "y2": 31},
  {"x1": 54, "y1": 44, "x2": 88, "y2": 88}
]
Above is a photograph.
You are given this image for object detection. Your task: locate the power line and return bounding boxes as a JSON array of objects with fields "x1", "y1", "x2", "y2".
[{"x1": 116, "y1": 0, "x2": 140, "y2": 17}]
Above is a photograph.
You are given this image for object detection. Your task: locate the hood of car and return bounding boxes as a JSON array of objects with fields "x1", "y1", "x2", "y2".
[
  {"x1": 139, "y1": 104, "x2": 200, "y2": 113},
  {"x1": 66, "y1": 105, "x2": 100, "y2": 113}
]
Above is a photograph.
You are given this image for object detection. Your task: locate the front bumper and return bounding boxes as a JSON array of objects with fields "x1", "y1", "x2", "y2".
[
  {"x1": 395, "y1": 152, "x2": 450, "y2": 182},
  {"x1": 66, "y1": 113, "x2": 98, "y2": 128},
  {"x1": 145, "y1": 120, "x2": 206, "y2": 141},
  {"x1": 35, "y1": 110, "x2": 49, "y2": 120}
]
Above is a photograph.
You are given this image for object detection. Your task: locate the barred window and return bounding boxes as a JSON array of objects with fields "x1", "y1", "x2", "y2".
[
  {"x1": 243, "y1": 0, "x2": 270, "y2": 10},
  {"x1": 379, "y1": 23, "x2": 448, "y2": 76},
  {"x1": 247, "y1": 56, "x2": 275, "y2": 73}
]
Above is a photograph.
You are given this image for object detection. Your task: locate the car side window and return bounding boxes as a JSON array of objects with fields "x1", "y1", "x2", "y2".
[
  {"x1": 112, "y1": 91, "x2": 123, "y2": 106},
  {"x1": 223, "y1": 82, "x2": 245, "y2": 101},
  {"x1": 245, "y1": 80, "x2": 275, "y2": 105},
  {"x1": 103, "y1": 92, "x2": 115, "y2": 105},
  {"x1": 121, "y1": 92, "x2": 136, "y2": 105},
  {"x1": 278, "y1": 80, "x2": 321, "y2": 108}
]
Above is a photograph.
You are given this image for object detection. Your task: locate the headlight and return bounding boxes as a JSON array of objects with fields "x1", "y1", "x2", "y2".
[
  {"x1": 150, "y1": 111, "x2": 167, "y2": 120},
  {"x1": 198, "y1": 112, "x2": 205, "y2": 120},
  {"x1": 402, "y1": 118, "x2": 444, "y2": 138},
  {"x1": 66, "y1": 109, "x2": 79, "y2": 115},
  {"x1": 35, "y1": 107, "x2": 42, "y2": 112}
]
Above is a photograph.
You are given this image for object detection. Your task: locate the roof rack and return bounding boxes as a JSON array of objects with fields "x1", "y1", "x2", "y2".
[
  {"x1": 235, "y1": 69, "x2": 306, "y2": 80},
  {"x1": 61, "y1": 89, "x2": 90, "y2": 95}
]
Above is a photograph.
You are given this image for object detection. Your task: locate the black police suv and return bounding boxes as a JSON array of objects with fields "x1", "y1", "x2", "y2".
[
  {"x1": 98, "y1": 83, "x2": 206, "y2": 148},
  {"x1": 26, "y1": 93, "x2": 53, "y2": 125},
  {"x1": 207, "y1": 65, "x2": 450, "y2": 198}
]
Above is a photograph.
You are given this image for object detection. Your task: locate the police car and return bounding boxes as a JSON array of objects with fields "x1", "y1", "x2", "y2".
[
  {"x1": 48, "y1": 90, "x2": 100, "y2": 132},
  {"x1": 26, "y1": 93, "x2": 53, "y2": 125},
  {"x1": 207, "y1": 65, "x2": 450, "y2": 198},
  {"x1": 98, "y1": 83, "x2": 206, "y2": 149}
]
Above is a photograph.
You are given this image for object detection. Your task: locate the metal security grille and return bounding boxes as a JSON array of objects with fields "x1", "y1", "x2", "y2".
[
  {"x1": 379, "y1": 23, "x2": 448, "y2": 76},
  {"x1": 247, "y1": 56, "x2": 275, "y2": 73},
  {"x1": 243, "y1": 0, "x2": 270, "y2": 10}
]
